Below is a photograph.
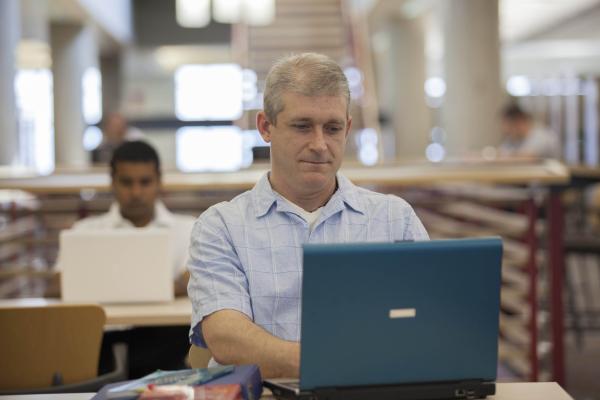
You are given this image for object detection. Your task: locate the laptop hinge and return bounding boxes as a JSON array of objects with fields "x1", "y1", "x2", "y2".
[{"x1": 312, "y1": 380, "x2": 495, "y2": 400}]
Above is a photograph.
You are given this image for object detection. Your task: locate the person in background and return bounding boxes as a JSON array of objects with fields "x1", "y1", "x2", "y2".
[
  {"x1": 74, "y1": 140, "x2": 193, "y2": 290},
  {"x1": 91, "y1": 112, "x2": 144, "y2": 164},
  {"x1": 498, "y1": 103, "x2": 560, "y2": 160},
  {"x1": 187, "y1": 53, "x2": 429, "y2": 378},
  {"x1": 73, "y1": 140, "x2": 194, "y2": 377}
]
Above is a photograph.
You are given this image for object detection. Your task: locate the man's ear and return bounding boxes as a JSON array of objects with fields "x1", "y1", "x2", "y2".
[
  {"x1": 256, "y1": 111, "x2": 273, "y2": 143},
  {"x1": 345, "y1": 116, "x2": 352, "y2": 139}
]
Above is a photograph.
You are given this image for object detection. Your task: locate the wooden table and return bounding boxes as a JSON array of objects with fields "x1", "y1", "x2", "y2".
[
  {"x1": 569, "y1": 165, "x2": 600, "y2": 181},
  {"x1": 0, "y1": 382, "x2": 575, "y2": 400},
  {"x1": 0, "y1": 297, "x2": 192, "y2": 328},
  {"x1": 102, "y1": 298, "x2": 191, "y2": 327},
  {"x1": 0, "y1": 160, "x2": 570, "y2": 194}
]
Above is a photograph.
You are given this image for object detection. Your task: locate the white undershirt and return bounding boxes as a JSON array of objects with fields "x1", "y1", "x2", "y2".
[{"x1": 281, "y1": 197, "x2": 323, "y2": 230}]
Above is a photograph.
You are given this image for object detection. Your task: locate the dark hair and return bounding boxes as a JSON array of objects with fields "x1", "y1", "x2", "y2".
[
  {"x1": 110, "y1": 140, "x2": 161, "y2": 177},
  {"x1": 502, "y1": 103, "x2": 531, "y2": 120}
]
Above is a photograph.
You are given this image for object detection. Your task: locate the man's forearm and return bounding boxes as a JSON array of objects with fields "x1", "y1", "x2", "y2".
[{"x1": 202, "y1": 309, "x2": 300, "y2": 378}]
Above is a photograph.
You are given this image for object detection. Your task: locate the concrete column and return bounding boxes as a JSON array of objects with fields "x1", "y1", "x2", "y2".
[
  {"x1": 51, "y1": 23, "x2": 99, "y2": 167},
  {"x1": 372, "y1": 23, "x2": 396, "y2": 161},
  {"x1": 441, "y1": 0, "x2": 502, "y2": 156},
  {"x1": 389, "y1": 15, "x2": 429, "y2": 161},
  {"x1": 100, "y1": 53, "x2": 122, "y2": 115},
  {"x1": 0, "y1": 0, "x2": 20, "y2": 165},
  {"x1": 20, "y1": 0, "x2": 49, "y2": 43}
]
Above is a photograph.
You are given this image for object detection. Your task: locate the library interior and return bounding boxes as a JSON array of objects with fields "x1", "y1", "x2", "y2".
[{"x1": 0, "y1": 1, "x2": 599, "y2": 399}]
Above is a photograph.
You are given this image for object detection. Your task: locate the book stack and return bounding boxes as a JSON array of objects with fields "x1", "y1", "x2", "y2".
[
  {"x1": 92, "y1": 365, "x2": 262, "y2": 400},
  {"x1": 138, "y1": 383, "x2": 242, "y2": 399}
]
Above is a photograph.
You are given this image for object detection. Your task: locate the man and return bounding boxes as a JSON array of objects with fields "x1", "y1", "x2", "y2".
[
  {"x1": 187, "y1": 53, "x2": 429, "y2": 378},
  {"x1": 72, "y1": 140, "x2": 195, "y2": 377},
  {"x1": 74, "y1": 140, "x2": 192, "y2": 289},
  {"x1": 91, "y1": 112, "x2": 144, "y2": 164},
  {"x1": 498, "y1": 103, "x2": 559, "y2": 159}
]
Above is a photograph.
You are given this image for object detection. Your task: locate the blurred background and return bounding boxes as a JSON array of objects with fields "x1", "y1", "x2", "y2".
[
  {"x1": 1, "y1": 1, "x2": 600, "y2": 399},
  {"x1": 0, "y1": 0, "x2": 598, "y2": 172}
]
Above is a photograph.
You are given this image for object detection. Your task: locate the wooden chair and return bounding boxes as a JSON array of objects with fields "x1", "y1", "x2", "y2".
[
  {"x1": 0, "y1": 304, "x2": 127, "y2": 394},
  {"x1": 188, "y1": 345, "x2": 213, "y2": 369}
]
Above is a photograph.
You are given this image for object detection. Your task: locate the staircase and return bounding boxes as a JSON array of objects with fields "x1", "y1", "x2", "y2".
[
  {"x1": 233, "y1": 0, "x2": 382, "y2": 161},
  {"x1": 235, "y1": 0, "x2": 349, "y2": 87}
]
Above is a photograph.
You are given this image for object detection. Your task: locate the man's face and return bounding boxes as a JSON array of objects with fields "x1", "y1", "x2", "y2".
[
  {"x1": 502, "y1": 117, "x2": 530, "y2": 140},
  {"x1": 258, "y1": 92, "x2": 351, "y2": 195},
  {"x1": 111, "y1": 161, "x2": 160, "y2": 226}
]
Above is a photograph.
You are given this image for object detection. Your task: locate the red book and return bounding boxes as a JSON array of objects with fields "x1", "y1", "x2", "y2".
[
  {"x1": 139, "y1": 384, "x2": 242, "y2": 400},
  {"x1": 194, "y1": 384, "x2": 242, "y2": 400},
  {"x1": 139, "y1": 385, "x2": 193, "y2": 400}
]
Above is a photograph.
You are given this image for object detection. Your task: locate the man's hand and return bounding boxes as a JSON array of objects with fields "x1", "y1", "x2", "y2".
[{"x1": 202, "y1": 309, "x2": 300, "y2": 378}]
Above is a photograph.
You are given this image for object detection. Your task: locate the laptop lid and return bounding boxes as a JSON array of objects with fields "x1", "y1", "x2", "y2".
[
  {"x1": 60, "y1": 229, "x2": 174, "y2": 303},
  {"x1": 299, "y1": 237, "x2": 502, "y2": 391}
]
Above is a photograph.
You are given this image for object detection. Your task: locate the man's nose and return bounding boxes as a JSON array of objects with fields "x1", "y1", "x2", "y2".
[
  {"x1": 130, "y1": 183, "x2": 143, "y2": 198},
  {"x1": 309, "y1": 128, "x2": 327, "y2": 152}
]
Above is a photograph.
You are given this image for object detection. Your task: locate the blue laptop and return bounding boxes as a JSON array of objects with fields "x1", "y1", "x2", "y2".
[{"x1": 264, "y1": 237, "x2": 502, "y2": 400}]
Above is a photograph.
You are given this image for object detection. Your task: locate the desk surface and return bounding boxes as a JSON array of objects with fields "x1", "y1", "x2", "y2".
[
  {"x1": 0, "y1": 297, "x2": 192, "y2": 328},
  {"x1": 569, "y1": 165, "x2": 600, "y2": 179},
  {"x1": 0, "y1": 160, "x2": 570, "y2": 194},
  {"x1": 0, "y1": 382, "x2": 575, "y2": 399}
]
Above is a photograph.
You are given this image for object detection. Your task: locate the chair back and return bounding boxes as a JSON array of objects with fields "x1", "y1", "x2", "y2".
[{"x1": 0, "y1": 304, "x2": 105, "y2": 390}]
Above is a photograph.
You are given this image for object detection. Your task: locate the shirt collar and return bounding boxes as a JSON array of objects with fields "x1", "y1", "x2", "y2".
[
  {"x1": 252, "y1": 172, "x2": 365, "y2": 218},
  {"x1": 328, "y1": 173, "x2": 364, "y2": 215},
  {"x1": 153, "y1": 201, "x2": 175, "y2": 226},
  {"x1": 107, "y1": 200, "x2": 173, "y2": 228}
]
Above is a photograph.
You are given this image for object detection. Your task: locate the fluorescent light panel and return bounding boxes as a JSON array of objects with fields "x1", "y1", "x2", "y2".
[{"x1": 176, "y1": 0, "x2": 210, "y2": 28}]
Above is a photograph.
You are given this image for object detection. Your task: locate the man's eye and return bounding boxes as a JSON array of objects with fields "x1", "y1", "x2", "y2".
[
  {"x1": 326, "y1": 126, "x2": 343, "y2": 134},
  {"x1": 292, "y1": 124, "x2": 309, "y2": 130}
]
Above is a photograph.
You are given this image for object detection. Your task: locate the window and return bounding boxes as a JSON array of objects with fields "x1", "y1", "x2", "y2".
[
  {"x1": 82, "y1": 67, "x2": 102, "y2": 125},
  {"x1": 15, "y1": 69, "x2": 54, "y2": 174},
  {"x1": 176, "y1": 126, "x2": 244, "y2": 172},
  {"x1": 175, "y1": 64, "x2": 243, "y2": 121}
]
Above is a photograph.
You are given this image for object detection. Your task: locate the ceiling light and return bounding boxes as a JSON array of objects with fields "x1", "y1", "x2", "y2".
[
  {"x1": 213, "y1": 0, "x2": 243, "y2": 24},
  {"x1": 176, "y1": 0, "x2": 210, "y2": 28},
  {"x1": 244, "y1": 0, "x2": 275, "y2": 26}
]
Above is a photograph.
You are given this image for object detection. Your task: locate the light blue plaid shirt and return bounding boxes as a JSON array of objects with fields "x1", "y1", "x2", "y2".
[{"x1": 188, "y1": 173, "x2": 429, "y2": 346}]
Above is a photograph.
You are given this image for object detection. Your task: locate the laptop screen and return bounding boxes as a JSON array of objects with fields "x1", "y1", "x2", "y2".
[
  {"x1": 59, "y1": 229, "x2": 174, "y2": 303},
  {"x1": 299, "y1": 237, "x2": 502, "y2": 390}
]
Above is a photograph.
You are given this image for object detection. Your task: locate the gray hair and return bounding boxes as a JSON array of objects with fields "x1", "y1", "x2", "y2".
[{"x1": 263, "y1": 53, "x2": 350, "y2": 123}]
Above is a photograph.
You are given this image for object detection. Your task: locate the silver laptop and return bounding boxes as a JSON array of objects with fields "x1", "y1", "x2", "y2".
[{"x1": 60, "y1": 230, "x2": 174, "y2": 303}]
